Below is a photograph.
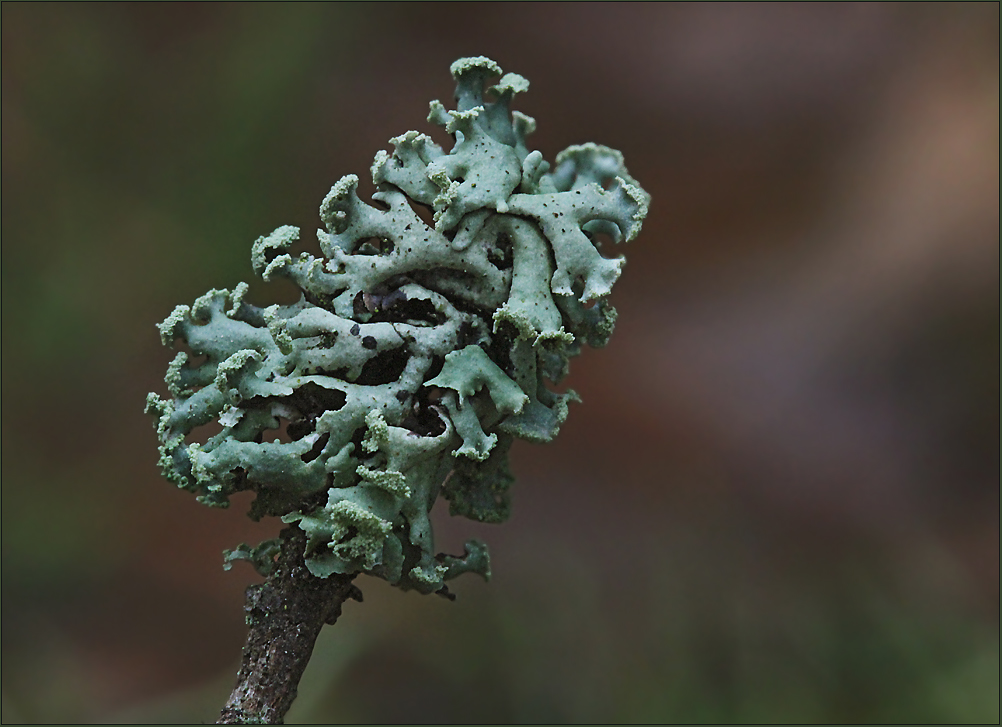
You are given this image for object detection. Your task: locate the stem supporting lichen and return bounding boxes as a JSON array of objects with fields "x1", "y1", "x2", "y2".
[{"x1": 218, "y1": 525, "x2": 360, "y2": 725}]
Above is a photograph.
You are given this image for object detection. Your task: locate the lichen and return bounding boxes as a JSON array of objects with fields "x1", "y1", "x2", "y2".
[{"x1": 148, "y1": 56, "x2": 649, "y2": 596}]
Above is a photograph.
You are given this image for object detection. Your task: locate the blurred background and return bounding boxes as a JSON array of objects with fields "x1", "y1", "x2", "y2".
[{"x1": 2, "y1": 3, "x2": 998, "y2": 723}]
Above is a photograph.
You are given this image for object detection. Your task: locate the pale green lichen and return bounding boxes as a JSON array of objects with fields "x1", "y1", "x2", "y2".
[
  {"x1": 223, "y1": 538, "x2": 282, "y2": 577},
  {"x1": 148, "y1": 56, "x2": 649, "y2": 596}
]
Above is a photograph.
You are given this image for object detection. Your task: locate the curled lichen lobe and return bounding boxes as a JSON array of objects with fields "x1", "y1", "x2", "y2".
[{"x1": 148, "y1": 56, "x2": 649, "y2": 595}]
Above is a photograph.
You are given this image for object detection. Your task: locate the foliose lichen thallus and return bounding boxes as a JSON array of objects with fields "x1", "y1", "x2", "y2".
[{"x1": 146, "y1": 55, "x2": 649, "y2": 596}]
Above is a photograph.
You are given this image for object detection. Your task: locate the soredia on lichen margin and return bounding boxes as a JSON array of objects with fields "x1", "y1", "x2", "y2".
[{"x1": 147, "y1": 55, "x2": 650, "y2": 596}]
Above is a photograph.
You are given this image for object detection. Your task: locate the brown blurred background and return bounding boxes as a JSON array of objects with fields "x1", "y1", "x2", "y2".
[{"x1": 2, "y1": 3, "x2": 998, "y2": 723}]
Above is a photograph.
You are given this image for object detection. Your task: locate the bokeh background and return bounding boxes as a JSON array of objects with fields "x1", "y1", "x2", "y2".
[{"x1": 2, "y1": 3, "x2": 998, "y2": 723}]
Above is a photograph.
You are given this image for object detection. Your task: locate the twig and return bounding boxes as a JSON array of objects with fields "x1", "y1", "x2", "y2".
[{"x1": 218, "y1": 525, "x2": 361, "y2": 725}]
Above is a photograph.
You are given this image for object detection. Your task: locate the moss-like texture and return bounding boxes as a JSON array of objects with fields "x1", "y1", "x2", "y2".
[{"x1": 147, "y1": 56, "x2": 649, "y2": 595}]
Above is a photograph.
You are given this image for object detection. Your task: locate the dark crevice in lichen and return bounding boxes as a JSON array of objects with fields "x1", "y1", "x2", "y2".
[
  {"x1": 302, "y1": 288, "x2": 345, "y2": 312},
  {"x1": 423, "y1": 355, "x2": 445, "y2": 384},
  {"x1": 323, "y1": 472, "x2": 343, "y2": 493},
  {"x1": 483, "y1": 319, "x2": 516, "y2": 376},
  {"x1": 351, "y1": 292, "x2": 366, "y2": 318},
  {"x1": 287, "y1": 419, "x2": 315, "y2": 441},
  {"x1": 352, "y1": 237, "x2": 394, "y2": 256},
  {"x1": 487, "y1": 231, "x2": 513, "y2": 269},
  {"x1": 456, "y1": 320, "x2": 479, "y2": 348},
  {"x1": 265, "y1": 418, "x2": 295, "y2": 444},
  {"x1": 409, "y1": 268, "x2": 494, "y2": 311},
  {"x1": 238, "y1": 306, "x2": 268, "y2": 328},
  {"x1": 188, "y1": 419, "x2": 224, "y2": 445},
  {"x1": 371, "y1": 296, "x2": 443, "y2": 326},
  {"x1": 404, "y1": 198, "x2": 437, "y2": 230},
  {"x1": 288, "y1": 382, "x2": 348, "y2": 417},
  {"x1": 400, "y1": 387, "x2": 448, "y2": 437},
  {"x1": 348, "y1": 427, "x2": 368, "y2": 459},
  {"x1": 354, "y1": 345, "x2": 410, "y2": 386},
  {"x1": 316, "y1": 366, "x2": 351, "y2": 382}
]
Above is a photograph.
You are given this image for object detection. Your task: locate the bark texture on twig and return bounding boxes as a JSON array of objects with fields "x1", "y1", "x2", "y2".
[{"x1": 218, "y1": 525, "x2": 360, "y2": 725}]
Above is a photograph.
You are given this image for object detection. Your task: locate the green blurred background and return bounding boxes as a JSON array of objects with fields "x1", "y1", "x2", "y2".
[{"x1": 2, "y1": 3, "x2": 998, "y2": 723}]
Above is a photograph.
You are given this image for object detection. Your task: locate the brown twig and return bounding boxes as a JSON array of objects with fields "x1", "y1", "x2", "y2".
[{"x1": 218, "y1": 525, "x2": 361, "y2": 725}]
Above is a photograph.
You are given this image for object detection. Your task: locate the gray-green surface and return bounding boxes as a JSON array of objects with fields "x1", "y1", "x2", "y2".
[{"x1": 148, "y1": 57, "x2": 649, "y2": 593}]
